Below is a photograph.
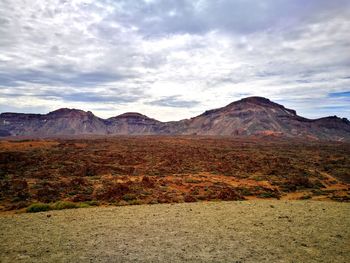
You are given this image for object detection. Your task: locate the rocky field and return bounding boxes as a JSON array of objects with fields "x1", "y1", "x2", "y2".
[{"x1": 0, "y1": 137, "x2": 349, "y2": 212}]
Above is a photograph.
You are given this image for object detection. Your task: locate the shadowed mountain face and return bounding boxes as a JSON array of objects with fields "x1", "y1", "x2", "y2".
[{"x1": 1, "y1": 97, "x2": 349, "y2": 141}]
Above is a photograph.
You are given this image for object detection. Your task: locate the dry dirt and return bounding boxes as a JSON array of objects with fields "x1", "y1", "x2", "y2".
[{"x1": 0, "y1": 200, "x2": 349, "y2": 263}]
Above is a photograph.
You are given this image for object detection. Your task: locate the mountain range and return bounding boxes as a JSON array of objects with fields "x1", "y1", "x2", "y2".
[{"x1": 1, "y1": 97, "x2": 349, "y2": 141}]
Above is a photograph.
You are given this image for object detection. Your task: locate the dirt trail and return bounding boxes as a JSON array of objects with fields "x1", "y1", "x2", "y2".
[{"x1": 0, "y1": 200, "x2": 349, "y2": 263}]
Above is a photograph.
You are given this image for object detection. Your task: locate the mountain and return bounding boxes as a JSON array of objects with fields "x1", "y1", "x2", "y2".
[
  {"x1": 0, "y1": 108, "x2": 106, "y2": 136},
  {"x1": 105, "y1": 112, "x2": 162, "y2": 135},
  {"x1": 1, "y1": 97, "x2": 349, "y2": 141},
  {"x1": 178, "y1": 97, "x2": 350, "y2": 140}
]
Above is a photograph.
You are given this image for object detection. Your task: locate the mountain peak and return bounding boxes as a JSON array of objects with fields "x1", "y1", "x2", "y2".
[
  {"x1": 227, "y1": 96, "x2": 297, "y2": 115},
  {"x1": 48, "y1": 108, "x2": 81, "y2": 114},
  {"x1": 48, "y1": 108, "x2": 93, "y2": 117},
  {"x1": 239, "y1": 96, "x2": 271, "y2": 104},
  {"x1": 115, "y1": 112, "x2": 150, "y2": 119},
  {"x1": 232, "y1": 96, "x2": 279, "y2": 108},
  {"x1": 107, "y1": 112, "x2": 160, "y2": 124}
]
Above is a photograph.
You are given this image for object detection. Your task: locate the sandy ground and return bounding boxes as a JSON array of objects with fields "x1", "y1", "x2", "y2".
[{"x1": 0, "y1": 201, "x2": 349, "y2": 263}]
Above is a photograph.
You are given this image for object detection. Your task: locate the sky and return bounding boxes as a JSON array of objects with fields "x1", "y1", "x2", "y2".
[{"x1": 0, "y1": 0, "x2": 350, "y2": 121}]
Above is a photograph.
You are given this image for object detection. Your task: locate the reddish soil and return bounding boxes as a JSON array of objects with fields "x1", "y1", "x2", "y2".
[{"x1": 0, "y1": 136, "x2": 349, "y2": 212}]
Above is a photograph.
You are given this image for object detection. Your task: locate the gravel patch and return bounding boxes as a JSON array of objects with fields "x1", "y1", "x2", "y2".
[{"x1": 0, "y1": 200, "x2": 349, "y2": 262}]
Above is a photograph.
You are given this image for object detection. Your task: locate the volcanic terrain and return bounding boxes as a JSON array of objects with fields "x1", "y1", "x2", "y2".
[{"x1": 1, "y1": 97, "x2": 349, "y2": 141}]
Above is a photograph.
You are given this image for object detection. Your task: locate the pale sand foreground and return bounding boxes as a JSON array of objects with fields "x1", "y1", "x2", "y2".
[{"x1": 0, "y1": 201, "x2": 349, "y2": 263}]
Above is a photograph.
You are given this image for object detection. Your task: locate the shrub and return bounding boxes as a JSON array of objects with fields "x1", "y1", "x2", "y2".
[
  {"x1": 94, "y1": 182, "x2": 130, "y2": 201},
  {"x1": 78, "y1": 203, "x2": 90, "y2": 208},
  {"x1": 141, "y1": 176, "x2": 156, "y2": 188},
  {"x1": 184, "y1": 195, "x2": 197, "y2": 202},
  {"x1": 331, "y1": 195, "x2": 350, "y2": 202},
  {"x1": 311, "y1": 189, "x2": 328, "y2": 196},
  {"x1": 299, "y1": 195, "x2": 312, "y2": 200},
  {"x1": 26, "y1": 201, "x2": 90, "y2": 213},
  {"x1": 313, "y1": 180, "x2": 325, "y2": 189},
  {"x1": 184, "y1": 178, "x2": 201, "y2": 184},
  {"x1": 26, "y1": 203, "x2": 51, "y2": 213},
  {"x1": 116, "y1": 200, "x2": 129, "y2": 206},
  {"x1": 238, "y1": 187, "x2": 253, "y2": 196},
  {"x1": 51, "y1": 201, "x2": 78, "y2": 210},
  {"x1": 148, "y1": 200, "x2": 158, "y2": 205},
  {"x1": 258, "y1": 192, "x2": 280, "y2": 199},
  {"x1": 282, "y1": 175, "x2": 314, "y2": 192},
  {"x1": 84, "y1": 200, "x2": 99, "y2": 206},
  {"x1": 127, "y1": 199, "x2": 142, "y2": 205},
  {"x1": 122, "y1": 193, "x2": 137, "y2": 201}
]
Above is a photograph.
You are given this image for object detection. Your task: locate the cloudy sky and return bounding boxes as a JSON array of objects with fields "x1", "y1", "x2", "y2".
[{"x1": 0, "y1": 0, "x2": 350, "y2": 121}]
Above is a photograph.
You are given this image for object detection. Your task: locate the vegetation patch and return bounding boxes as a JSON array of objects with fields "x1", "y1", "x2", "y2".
[
  {"x1": 0, "y1": 137, "x2": 348, "y2": 212},
  {"x1": 26, "y1": 201, "x2": 91, "y2": 213},
  {"x1": 26, "y1": 203, "x2": 52, "y2": 213}
]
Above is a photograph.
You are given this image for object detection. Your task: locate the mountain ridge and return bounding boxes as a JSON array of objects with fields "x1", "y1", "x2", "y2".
[{"x1": 1, "y1": 97, "x2": 349, "y2": 141}]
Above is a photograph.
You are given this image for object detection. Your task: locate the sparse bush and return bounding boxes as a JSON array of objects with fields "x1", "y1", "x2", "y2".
[
  {"x1": 26, "y1": 201, "x2": 90, "y2": 213},
  {"x1": 122, "y1": 193, "x2": 137, "y2": 201},
  {"x1": 51, "y1": 201, "x2": 79, "y2": 210},
  {"x1": 258, "y1": 192, "x2": 280, "y2": 199},
  {"x1": 116, "y1": 200, "x2": 128, "y2": 206},
  {"x1": 141, "y1": 176, "x2": 156, "y2": 188},
  {"x1": 84, "y1": 200, "x2": 99, "y2": 206},
  {"x1": 94, "y1": 182, "x2": 130, "y2": 201},
  {"x1": 127, "y1": 199, "x2": 142, "y2": 205},
  {"x1": 299, "y1": 195, "x2": 312, "y2": 200},
  {"x1": 238, "y1": 188, "x2": 253, "y2": 196},
  {"x1": 196, "y1": 195, "x2": 208, "y2": 200},
  {"x1": 282, "y1": 175, "x2": 314, "y2": 192},
  {"x1": 26, "y1": 203, "x2": 51, "y2": 213},
  {"x1": 330, "y1": 194, "x2": 350, "y2": 202},
  {"x1": 184, "y1": 178, "x2": 201, "y2": 184},
  {"x1": 184, "y1": 195, "x2": 197, "y2": 202},
  {"x1": 78, "y1": 203, "x2": 90, "y2": 208},
  {"x1": 311, "y1": 189, "x2": 327, "y2": 196},
  {"x1": 217, "y1": 187, "x2": 245, "y2": 201},
  {"x1": 313, "y1": 180, "x2": 325, "y2": 189}
]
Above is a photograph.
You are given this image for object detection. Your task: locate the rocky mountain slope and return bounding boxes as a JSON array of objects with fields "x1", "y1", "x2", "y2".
[{"x1": 1, "y1": 97, "x2": 349, "y2": 141}]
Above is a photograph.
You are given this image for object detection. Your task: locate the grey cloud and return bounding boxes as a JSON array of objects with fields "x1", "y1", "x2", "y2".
[
  {"x1": 0, "y1": 85, "x2": 149, "y2": 105},
  {"x1": 61, "y1": 91, "x2": 144, "y2": 104},
  {"x1": 0, "y1": 104, "x2": 49, "y2": 114},
  {"x1": 1, "y1": 85, "x2": 147, "y2": 105},
  {"x1": 99, "y1": 0, "x2": 350, "y2": 36},
  {"x1": 0, "y1": 68, "x2": 131, "y2": 87},
  {"x1": 146, "y1": 96, "x2": 200, "y2": 108}
]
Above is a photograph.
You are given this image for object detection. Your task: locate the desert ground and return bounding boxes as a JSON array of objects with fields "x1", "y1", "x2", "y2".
[{"x1": 0, "y1": 200, "x2": 349, "y2": 263}]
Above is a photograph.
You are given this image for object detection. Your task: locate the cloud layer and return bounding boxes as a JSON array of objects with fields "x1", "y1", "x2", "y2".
[{"x1": 0, "y1": 0, "x2": 350, "y2": 120}]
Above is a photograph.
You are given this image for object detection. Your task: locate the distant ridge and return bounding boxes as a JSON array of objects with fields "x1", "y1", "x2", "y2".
[{"x1": 1, "y1": 97, "x2": 349, "y2": 141}]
